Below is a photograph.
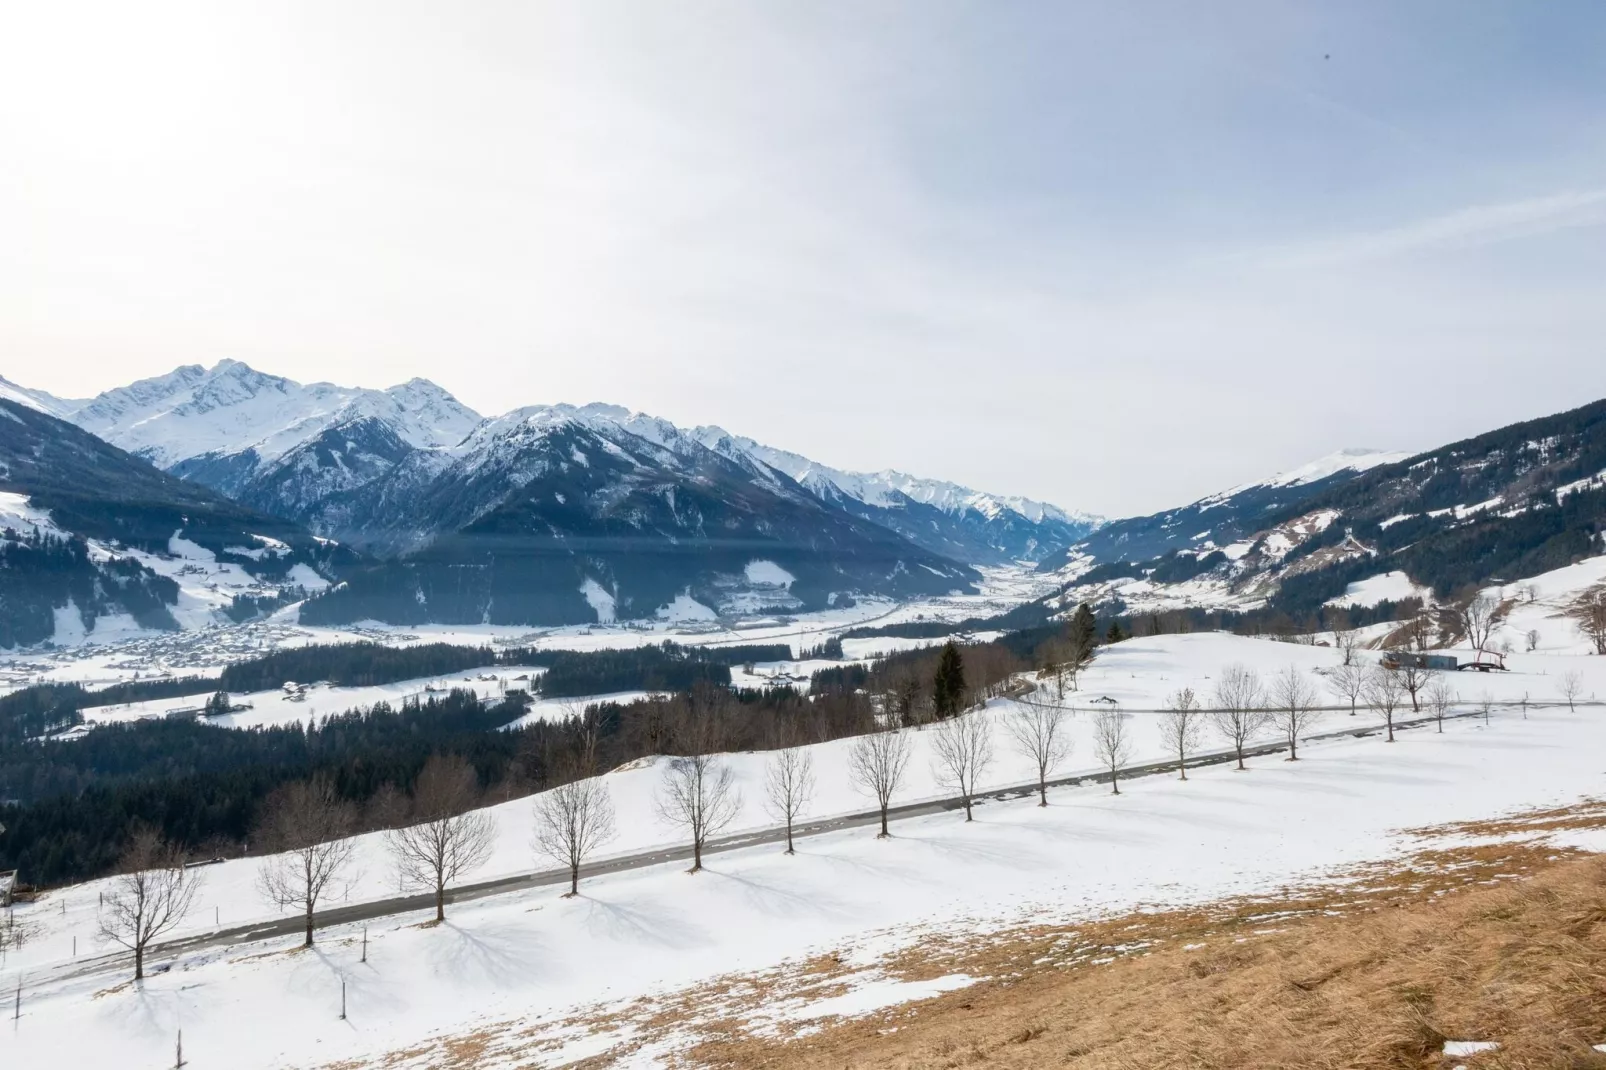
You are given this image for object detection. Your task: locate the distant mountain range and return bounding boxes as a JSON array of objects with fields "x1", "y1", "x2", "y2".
[
  {"x1": 11, "y1": 360, "x2": 1598, "y2": 648},
  {"x1": 1027, "y1": 402, "x2": 1606, "y2": 630},
  {"x1": 0, "y1": 362, "x2": 1099, "y2": 640},
  {"x1": 1042, "y1": 447, "x2": 1408, "y2": 571}
]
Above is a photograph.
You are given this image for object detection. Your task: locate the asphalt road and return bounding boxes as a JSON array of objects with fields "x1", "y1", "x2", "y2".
[{"x1": 40, "y1": 702, "x2": 1524, "y2": 986}]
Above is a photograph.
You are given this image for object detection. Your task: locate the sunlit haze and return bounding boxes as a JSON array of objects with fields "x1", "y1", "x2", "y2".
[{"x1": 3, "y1": 1, "x2": 1605, "y2": 516}]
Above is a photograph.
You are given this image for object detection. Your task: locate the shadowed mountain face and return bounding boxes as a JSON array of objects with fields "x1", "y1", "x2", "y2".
[
  {"x1": 1027, "y1": 402, "x2": 1606, "y2": 630},
  {"x1": 48, "y1": 365, "x2": 1094, "y2": 573},
  {"x1": 0, "y1": 398, "x2": 350, "y2": 646},
  {"x1": 8, "y1": 363, "x2": 1109, "y2": 628},
  {"x1": 299, "y1": 412, "x2": 977, "y2": 626}
]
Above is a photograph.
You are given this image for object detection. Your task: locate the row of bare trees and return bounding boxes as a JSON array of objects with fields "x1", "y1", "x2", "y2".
[{"x1": 98, "y1": 635, "x2": 1593, "y2": 982}]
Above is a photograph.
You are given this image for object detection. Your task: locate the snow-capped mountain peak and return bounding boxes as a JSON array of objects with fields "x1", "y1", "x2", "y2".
[
  {"x1": 690, "y1": 425, "x2": 1096, "y2": 527},
  {"x1": 0, "y1": 373, "x2": 74, "y2": 416},
  {"x1": 61, "y1": 360, "x2": 482, "y2": 469},
  {"x1": 5, "y1": 361, "x2": 1098, "y2": 568},
  {"x1": 1203, "y1": 447, "x2": 1411, "y2": 505}
]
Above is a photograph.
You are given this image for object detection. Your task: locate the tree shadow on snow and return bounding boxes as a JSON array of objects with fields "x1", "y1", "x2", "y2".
[
  {"x1": 578, "y1": 895, "x2": 709, "y2": 951},
  {"x1": 425, "y1": 919, "x2": 547, "y2": 990},
  {"x1": 696, "y1": 865, "x2": 859, "y2": 924}
]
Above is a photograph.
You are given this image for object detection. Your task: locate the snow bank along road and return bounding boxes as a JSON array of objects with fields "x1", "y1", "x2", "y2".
[
  {"x1": 15, "y1": 696, "x2": 1581, "y2": 993},
  {"x1": 12, "y1": 697, "x2": 1606, "y2": 1070}
]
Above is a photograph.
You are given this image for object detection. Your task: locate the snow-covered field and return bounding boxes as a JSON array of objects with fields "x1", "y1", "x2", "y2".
[
  {"x1": 7, "y1": 626, "x2": 1606, "y2": 1069},
  {"x1": 73, "y1": 667, "x2": 549, "y2": 732}
]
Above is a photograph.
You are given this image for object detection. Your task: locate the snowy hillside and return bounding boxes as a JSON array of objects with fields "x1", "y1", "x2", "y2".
[
  {"x1": 1046, "y1": 446, "x2": 1407, "y2": 573},
  {"x1": 0, "y1": 397, "x2": 345, "y2": 648},
  {"x1": 1029, "y1": 402, "x2": 1606, "y2": 634},
  {"x1": 0, "y1": 372, "x2": 72, "y2": 416},
  {"x1": 9, "y1": 629, "x2": 1606, "y2": 1068}
]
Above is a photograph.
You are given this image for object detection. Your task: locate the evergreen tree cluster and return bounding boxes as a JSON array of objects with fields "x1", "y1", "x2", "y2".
[
  {"x1": 0, "y1": 689, "x2": 530, "y2": 885},
  {"x1": 0, "y1": 528, "x2": 180, "y2": 647},
  {"x1": 527, "y1": 645, "x2": 733, "y2": 697},
  {"x1": 217, "y1": 641, "x2": 499, "y2": 691}
]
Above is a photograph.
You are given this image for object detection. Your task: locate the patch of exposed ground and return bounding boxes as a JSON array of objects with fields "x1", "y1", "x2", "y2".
[{"x1": 320, "y1": 799, "x2": 1606, "y2": 1069}]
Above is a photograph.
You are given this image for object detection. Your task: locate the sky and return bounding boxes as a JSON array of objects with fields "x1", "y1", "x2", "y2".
[{"x1": 2, "y1": 1, "x2": 1605, "y2": 518}]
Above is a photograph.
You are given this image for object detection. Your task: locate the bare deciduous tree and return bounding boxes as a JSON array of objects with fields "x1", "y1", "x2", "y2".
[
  {"x1": 1363, "y1": 666, "x2": 1408, "y2": 742},
  {"x1": 386, "y1": 755, "x2": 497, "y2": 921},
  {"x1": 1424, "y1": 675, "x2": 1456, "y2": 733},
  {"x1": 656, "y1": 752, "x2": 740, "y2": 872},
  {"x1": 560, "y1": 699, "x2": 605, "y2": 775},
  {"x1": 1008, "y1": 693, "x2": 1073, "y2": 804},
  {"x1": 1158, "y1": 687, "x2": 1204, "y2": 780},
  {"x1": 97, "y1": 827, "x2": 200, "y2": 981},
  {"x1": 1406, "y1": 613, "x2": 1433, "y2": 652},
  {"x1": 1268, "y1": 666, "x2": 1322, "y2": 761},
  {"x1": 1577, "y1": 589, "x2": 1606, "y2": 655},
  {"x1": 1212, "y1": 663, "x2": 1269, "y2": 770},
  {"x1": 1458, "y1": 593, "x2": 1500, "y2": 661},
  {"x1": 1091, "y1": 707, "x2": 1132, "y2": 795},
  {"x1": 1036, "y1": 642, "x2": 1069, "y2": 701},
  {"x1": 873, "y1": 662, "x2": 926, "y2": 729},
  {"x1": 533, "y1": 774, "x2": 618, "y2": 895},
  {"x1": 930, "y1": 709, "x2": 994, "y2": 821},
  {"x1": 1327, "y1": 662, "x2": 1366, "y2": 717},
  {"x1": 1525, "y1": 628, "x2": 1541, "y2": 653},
  {"x1": 1478, "y1": 690, "x2": 1495, "y2": 725},
  {"x1": 1335, "y1": 628, "x2": 1360, "y2": 667},
  {"x1": 1397, "y1": 661, "x2": 1431, "y2": 713},
  {"x1": 763, "y1": 746, "x2": 816, "y2": 852},
  {"x1": 849, "y1": 720, "x2": 913, "y2": 837},
  {"x1": 256, "y1": 776, "x2": 357, "y2": 947},
  {"x1": 1560, "y1": 669, "x2": 1584, "y2": 712}
]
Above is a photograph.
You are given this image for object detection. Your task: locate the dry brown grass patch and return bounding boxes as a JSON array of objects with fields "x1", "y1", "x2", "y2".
[{"x1": 691, "y1": 845, "x2": 1606, "y2": 1069}]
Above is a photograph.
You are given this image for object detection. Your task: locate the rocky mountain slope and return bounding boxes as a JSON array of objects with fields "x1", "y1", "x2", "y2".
[
  {"x1": 0, "y1": 397, "x2": 348, "y2": 647},
  {"x1": 298, "y1": 404, "x2": 977, "y2": 626},
  {"x1": 1037, "y1": 402, "x2": 1606, "y2": 628},
  {"x1": 40, "y1": 364, "x2": 1091, "y2": 573},
  {"x1": 692, "y1": 427, "x2": 1100, "y2": 564}
]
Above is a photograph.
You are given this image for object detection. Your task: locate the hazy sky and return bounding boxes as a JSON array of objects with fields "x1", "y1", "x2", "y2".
[{"x1": 4, "y1": 2, "x2": 1606, "y2": 517}]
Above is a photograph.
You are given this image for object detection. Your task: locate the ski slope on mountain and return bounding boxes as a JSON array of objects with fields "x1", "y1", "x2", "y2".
[{"x1": 8, "y1": 628, "x2": 1606, "y2": 1069}]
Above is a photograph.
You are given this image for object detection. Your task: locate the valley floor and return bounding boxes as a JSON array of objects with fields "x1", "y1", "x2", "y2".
[{"x1": 7, "y1": 670, "x2": 1606, "y2": 1069}]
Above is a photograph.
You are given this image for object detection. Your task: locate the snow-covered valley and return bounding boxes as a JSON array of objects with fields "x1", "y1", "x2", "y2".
[{"x1": 6, "y1": 624, "x2": 1606, "y2": 1069}]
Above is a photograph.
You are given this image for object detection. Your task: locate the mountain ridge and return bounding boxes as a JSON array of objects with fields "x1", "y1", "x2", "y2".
[{"x1": 33, "y1": 363, "x2": 1094, "y2": 569}]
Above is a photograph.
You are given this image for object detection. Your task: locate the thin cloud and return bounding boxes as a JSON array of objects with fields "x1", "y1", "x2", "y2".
[{"x1": 1272, "y1": 188, "x2": 1606, "y2": 268}]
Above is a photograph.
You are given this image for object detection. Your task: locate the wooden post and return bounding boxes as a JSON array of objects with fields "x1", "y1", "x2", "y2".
[
  {"x1": 361, "y1": 927, "x2": 367, "y2": 964},
  {"x1": 13, "y1": 975, "x2": 19, "y2": 1022},
  {"x1": 176, "y1": 1028, "x2": 186, "y2": 1067},
  {"x1": 340, "y1": 980, "x2": 347, "y2": 1020}
]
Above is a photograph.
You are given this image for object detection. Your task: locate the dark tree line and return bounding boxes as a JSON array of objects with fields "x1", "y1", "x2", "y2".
[
  {"x1": 0, "y1": 528, "x2": 180, "y2": 647},
  {"x1": 0, "y1": 690, "x2": 530, "y2": 885},
  {"x1": 0, "y1": 677, "x2": 222, "y2": 744},
  {"x1": 0, "y1": 629, "x2": 1039, "y2": 890},
  {"x1": 218, "y1": 641, "x2": 498, "y2": 691}
]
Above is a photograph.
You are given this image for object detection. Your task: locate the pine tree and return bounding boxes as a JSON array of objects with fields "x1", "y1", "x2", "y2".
[
  {"x1": 932, "y1": 642, "x2": 967, "y2": 720},
  {"x1": 1069, "y1": 603, "x2": 1097, "y2": 652},
  {"x1": 1105, "y1": 621, "x2": 1126, "y2": 644}
]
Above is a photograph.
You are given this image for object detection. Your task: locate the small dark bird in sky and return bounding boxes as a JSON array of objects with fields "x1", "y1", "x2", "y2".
[{"x1": 1324, "y1": 53, "x2": 1331, "y2": 60}]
